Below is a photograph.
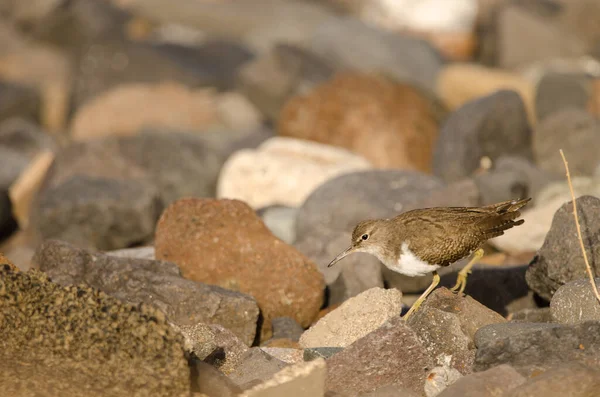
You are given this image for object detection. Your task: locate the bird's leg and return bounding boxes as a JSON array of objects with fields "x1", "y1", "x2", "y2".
[
  {"x1": 450, "y1": 248, "x2": 484, "y2": 295},
  {"x1": 403, "y1": 271, "x2": 440, "y2": 321}
]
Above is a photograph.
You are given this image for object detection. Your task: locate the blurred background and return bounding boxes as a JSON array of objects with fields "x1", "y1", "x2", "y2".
[{"x1": 0, "y1": 0, "x2": 599, "y2": 277}]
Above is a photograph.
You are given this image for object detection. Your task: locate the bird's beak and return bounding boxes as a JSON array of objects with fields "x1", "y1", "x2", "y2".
[{"x1": 327, "y1": 246, "x2": 356, "y2": 268}]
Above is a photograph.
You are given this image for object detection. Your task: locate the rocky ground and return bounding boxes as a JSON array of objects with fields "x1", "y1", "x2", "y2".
[{"x1": 1, "y1": 0, "x2": 600, "y2": 396}]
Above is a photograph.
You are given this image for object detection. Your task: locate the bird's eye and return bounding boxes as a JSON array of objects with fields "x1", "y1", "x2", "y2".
[{"x1": 361, "y1": 234, "x2": 369, "y2": 240}]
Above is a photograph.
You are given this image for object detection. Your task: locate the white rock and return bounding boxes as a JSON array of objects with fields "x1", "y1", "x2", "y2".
[
  {"x1": 217, "y1": 137, "x2": 372, "y2": 209},
  {"x1": 358, "y1": 0, "x2": 478, "y2": 33},
  {"x1": 490, "y1": 176, "x2": 600, "y2": 254},
  {"x1": 299, "y1": 287, "x2": 403, "y2": 348}
]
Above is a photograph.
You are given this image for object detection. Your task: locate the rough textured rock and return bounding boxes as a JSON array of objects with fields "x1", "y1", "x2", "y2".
[
  {"x1": 326, "y1": 315, "x2": 434, "y2": 396},
  {"x1": 217, "y1": 136, "x2": 372, "y2": 208},
  {"x1": 424, "y1": 358, "x2": 464, "y2": 397},
  {"x1": 525, "y1": 195, "x2": 600, "y2": 301},
  {"x1": 33, "y1": 239, "x2": 259, "y2": 346},
  {"x1": 433, "y1": 90, "x2": 533, "y2": 183},
  {"x1": 0, "y1": 266, "x2": 190, "y2": 397},
  {"x1": 299, "y1": 287, "x2": 403, "y2": 348},
  {"x1": 474, "y1": 322, "x2": 562, "y2": 348},
  {"x1": 550, "y1": 277, "x2": 600, "y2": 325},
  {"x1": 259, "y1": 347, "x2": 304, "y2": 365},
  {"x1": 172, "y1": 322, "x2": 219, "y2": 360},
  {"x1": 437, "y1": 364, "x2": 525, "y2": 397},
  {"x1": 406, "y1": 287, "x2": 507, "y2": 375},
  {"x1": 205, "y1": 324, "x2": 251, "y2": 375},
  {"x1": 534, "y1": 108, "x2": 600, "y2": 177},
  {"x1": 304, "y1": 347, "x2": 344, "y2": 362},
  {"x1": 193, "y1": 361, "x2": 243, "y2": 397},
  {"x1": 271, "y1": 317, "x2": 304, "y2": 342},
  {"x1": 239, "y1": 358, "x2": 327, "y2": 397},
  {"x1": 509, "y1": 307, "x2": 552, "y2": 323},
  {"x1": 228, "y1": 347, "x2": 290, "y2": 389},
  {"x1": 474, "y1": 321, "x2": 600, "y2": 377},
  {"x1": 154, "y1": 198, "x2": 325, "y2": 340},
  {"x1": 34, "y1": 174, "x2": 161, "y2": 251},
  {"x1": 505, "y1": 362, "x2": 600, "y2": 397},
  {"x1": 308, "y1": 16, "x2": 444, "y2": 93},
  {"x1": 278, "y1": 71, "x2": 443, "y2": 171}
]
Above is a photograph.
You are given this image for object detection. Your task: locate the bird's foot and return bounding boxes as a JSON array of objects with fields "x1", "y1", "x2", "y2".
[{"x1": 450, "y1": 271, "x2": 469, "y2": 295}]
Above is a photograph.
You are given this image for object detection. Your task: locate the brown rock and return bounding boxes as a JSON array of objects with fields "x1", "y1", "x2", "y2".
[
  {"x1": 205, "y1": 324, "x2": 250, "y2": 375},
  {"x1": 228, "y1": 347, "x2": 290, "y2": 390},
  {"x1": 437, "y1": 364, "x2": 525, "y2": 397},
  {"x1": 326, "y1": 315, "x2": 434, "y2": 396},
  {"x1": 193, "y1": 361, "x2": 243, "y2": 397},
  {"x1": 0, "y1": 252, "x2": 18, "y2": 271},
  {"x1": 277, "y1": 72, "x2": 442, "y2": 172},
  {"x1": 406, "y1": 287, "x2": 507, "y2": 375},
  {"x1": 155, "y1": 198, "x2": 325, "y2": 340}
]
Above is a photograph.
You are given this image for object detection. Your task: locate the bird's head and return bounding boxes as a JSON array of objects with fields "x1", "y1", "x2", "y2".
[{"x1": 327, "y1": 219, "x2": 389, "y2": 268}]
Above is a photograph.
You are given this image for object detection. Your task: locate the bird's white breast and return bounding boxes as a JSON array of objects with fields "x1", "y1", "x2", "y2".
[{"x1": 385, "y1": 242, "x2": 441, "y2": 277}]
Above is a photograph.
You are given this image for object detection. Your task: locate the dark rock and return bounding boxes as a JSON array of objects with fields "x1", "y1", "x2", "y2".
[
  {"x1": 34, "y1": 175, "x2": 161, "y2": 250},
  {"x1": 473, "y1": 156, "x2": 559, "y2": 206},
  {"x1": 237, "y1": 43, "x2": 335, "y2": 121},
  {"x1": 535, "y1": 72, "x2": 593, "y2": 122},
  {"x1": 308, "y1": 16, "x2": 443, "y2": 93},
  {"x1": 326, "y1": 315, "x2": 433, "y2": 397},
  {"x1": 0, "y1": 117, "x2": 57, "y2": 158},
  {"x1": 526, "y1": 195, "x2": 600, "y2": 301},
  {"x1": 0, "y1": 81, "x2": 40, "y2": 124},
  {"x1": 0, "y1": 266, "x2": 190, "y2": 397},
  {"x1": 304, "y1": 347, "x2": 344, "y2": 361},
  {"x1": 32, "y1": 239, "x2": 260, "y2": 346},
  {"x1": 406, "y1": 287, "x2": 506, "y2": 375},
  {"x1": 192, "y1": 360, "x2": 242, "y2": 397},
  {"x1": 271, "y1": 317, "x2": 304, "y2": 342},
  {"x1": 509, "y1": 307, "x2": 552, "y2": 323},
  {"x1": 505, "y1": 362, "x2": 600, "y2": 397},
  {"x1": 474, "y1": 321, "x2": 600, "y2": 377},
  {"x1": 205, "y1": 324, "x2": 251, "y2": 375},
  {"x1": 0, "y1": 146, "x2": 28, "y2": 189},
  {"x1": 227, "y1": 347, "x2": 289, "y2": 389},
  {"x1": 433, "y1": 90, "x2": 533, "y2": 183},
  {"x1": 534, "y1": 108, "x2": 600, "y2": 177},
  {"x1": 437, "y1": 364, "x2": 525, "y2": 397},
  {"x1": 550, "y1": 277, "x2": 600, "y2": 324},
  {"x1": 474, "y1": 322, "x2": 562, "y2": 348}
]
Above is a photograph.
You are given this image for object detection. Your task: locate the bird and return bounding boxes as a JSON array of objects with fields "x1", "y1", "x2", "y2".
[{"x1": 327, "y1": 198, "x2": 531, "y2": 320}]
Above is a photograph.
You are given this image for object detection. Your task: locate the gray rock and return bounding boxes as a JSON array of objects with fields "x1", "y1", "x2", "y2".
[
  {"x1": 359, "y1": 384, "x2": 421, "y2": 397},
  {"x1": 228, "y1": 347, "x2": 289, "y2": 389},
  {"x1": 32, "y1": 239, "x2": 260, "y2": 346},
  {"x1": 256, "y1": 205, "x2": 299, "y2": 245},
  {"x1": 237, "y1": 43, "x2": 335, "y2": 121},
  {"x1": 193, "y1": 361, "x2": 242, "y2": 397},
  {"x1": 509, "y1": 307, "x2": 552, "y2": 323},
  {"x1": 437, "y1": 364, "x2": 525, "y2": 397},
  {"x1": 258, "y1": 347, "x2": 304, "y2": 365},
  {"x1": 0, "y1": 117, "x2": 57, "y2": 159},
  {"x1": 534, "y1": 108, "x2": 600, "y2": 177},
  {"x1": 474, "y1": 322, "x2": 563, "y2": 348},
  {"x1": 271, "y1": 317, "x2": 304, "y2": 342},
  {"x1": 433, "y1": 90, "x2": 533, "y2": 183},
  {"x1": 326, "y1": 316, "x2": 434, "y2": 396},
  {"x1": 308, "y1": 16, "x2": 443, "y2": 93},
  {"x1": 474, "y1": 321, "x2": 600, "y2": 377},
  {"x1": 105, "y1": 246, "x2": 155, "y2": 260},
  {"x1": 171, "y1": 322, "x2": 218, "y2": 360},
  {"x1": 304, "y1": 347, "x2": 344, "y2": 361},
  {"x1": 535, "y1": 72, "x2": 592, "y2": 122},
  {"x1": 406, "y1": 287, "x2": 507, "y2": 375},
  {"x1": 0, "y1": 81, "x2": 40, "y2": 124},
  {"x1": 424, "y1": 364, "x2": 463, "y2": 397},
  {"x1": 505, "y1": 362, "x2": 600, "y2": 397},
  {"x1": 550, "y1": 277, "x2": 600, "y2": 324},
  {"x1": 526, "y1": 195, "x2": 600, "y2": 301},
  {"x1": 34, "y1": 175, "x2": 161, "y2": 250},
  {"x1": 0, "y1": 146, "x2": 28, "y2": 190}
]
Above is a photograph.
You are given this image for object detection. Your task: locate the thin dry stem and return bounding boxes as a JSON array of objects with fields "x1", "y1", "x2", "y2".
[{"x1": 559, "y1": 149, "x2": 600, "y2": 304}]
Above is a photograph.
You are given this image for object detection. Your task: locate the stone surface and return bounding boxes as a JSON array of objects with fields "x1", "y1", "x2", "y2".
[
  {"x1": 436, "y1": 64, "x2": 535, "y2": 124},
  {"x1": 257, "y1": 205, "x2": 298, "y2": 245},
  {"x1": 259, "y1": 347, "x2": 304, "y2": 365},
  {"x1": 105, "y1": 245, "x2": 155, "y2": 260},
  {"x1": 308, "y1": 16, "x2": 444, "y2": 93},
  {"x1": 278, "y1": 71, "x2": 443, "y2": 171},
  {"x1": 271, "y1": 317, "x2": 304, "y2": 342},
  {"x1": 304, "y1": 347, "x2": 344, "y2": 362},
  {"x1": 534, "y1": 108, "x2": 600, "y2": 177},
  {"x1": 217, "y1": 136, "x2": 372, "y2": 208},
  {"x1": 0, "y1": 81, "x2": 40, "y2": 124},
  {"x1": 239, "y1": 358, "x2": 327, "y2": 397},
  {"x1": 33, "y1": 239, "x2": 259, "y2": 346},
  {"x1": 436, "y1": 364, "x2": 525, "y2": 397},
  {"x1": 359, "y1": 384, "x2": 420, "y2": 397},
  {"x1": 505, "y1": 362, "x2": 600, "y2": 397},
  {"x1": 154, "y1": 198, "x2": 325, "y2": 339},
  {"x1": 172, "y1": 322, "x2": 218, "y2": 360},
  {"x1": 0, "y1": 117, "x2": 57, "y2": 159},
  {"x1": 0, "y1": 266, "x2": 190, "y2": 397},
  {"x1": 433, "y1": 90, "x2": 533, "y2": 183},
  {"x1": 424, "y1": 359, "x2": 463, "y2": 397},
  {"x1": 228, "y1": 348, "x2": 289, "y2": 389},
  {"x1": 193, "y1": 361, "x2": 243, "y2": 397},
  {"x1": 525, "y1": 195, "x2": 600, "y2": 301},
  {"x1": 550, "y1": 277, "x2": 600, "y2": 325},
  {"x1": 509, "y1": 307, "x2": 552, "y2": 323},
  {"x1": 326, "y1": 315, "x2": 434, "y2": 396},
  {"x1": 300, "y1": 287, "x2": 402, "y2": 348},
  {"x1": 406, "y1": 287, "x2": 506, "y2": 375},
  {"x1": 474, "y1": 322, "x2": 563, "y2": 348},
  {"x1": 535, "y1": 72, "x2": 593, "y2": 122},
  {"x1": 205, "y1": 324, "x2": 251, "y2": 375},
  {"x1": 474, "y1": 321, "x2": 600, "y2": 377}
]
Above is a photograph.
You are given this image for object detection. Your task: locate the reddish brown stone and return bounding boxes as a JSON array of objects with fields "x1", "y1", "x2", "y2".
[
  {"x1": 277, "y1": 71, "x2": 442, "y2": 172},
  {"x1": 155, "y1": 198, "x2": 325, "y2": 340}
]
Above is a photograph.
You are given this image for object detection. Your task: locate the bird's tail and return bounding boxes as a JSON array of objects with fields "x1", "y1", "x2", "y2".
[{"x1": 478, "y1": 197, "x2": 531, "y2": 239}]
